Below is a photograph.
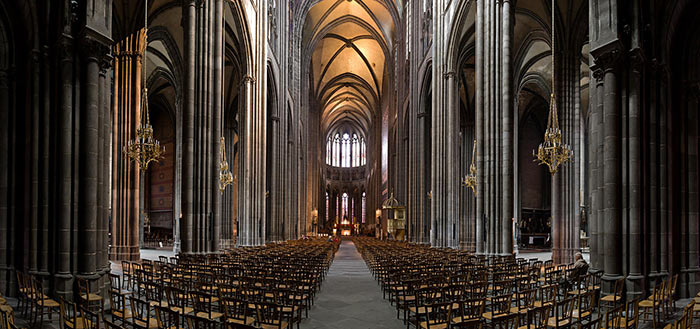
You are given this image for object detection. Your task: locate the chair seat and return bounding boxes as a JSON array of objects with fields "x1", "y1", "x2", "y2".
[
  {"x1": 510, "y1": 307, "x2": 530, "y2": 314},
  {"x1": 397, "y1": 295, "x2": 416, "y2": 301},
  {"x1": 260, "y1": 322, "x2": 289, "y2": 329},
  {"x1": 638, "y1": 300, "x2": 660, "y2": 308},
  {"x1": 600, "y1": 295, "x2": 621, "y2": 302},
  {"x1": 149, "y1": 301, "x2": 168, "y2": 308},
  {"x1": 81, "y1": 293, "x2": 103, "y2": 302},
  {"x1": 419, "y1": 321, "x2": 448, "y2": 329},
  {"x1": 38, "y1": 298, "x2": 60, "y2": 307},
  {"x1": 169, "y1": 306, "x2": 194, "y2": 314},
  {"x1": 572, "y1": 310, "x2": 591, "y2": 319},
  {"x1": 195, "y1": 311, "x2": 223, "y2": 320},
  {"x1": 547, "y1": 318, "x2": 570, "y2": 327},
  {"x1": 483, "y1": 312, "x2": 510, "y2": 320},
  {"x1": 112, "y1": 309, "x2": 133, "y2": 319},
  {"x1": 610, "y1": 318, "x2": 637, "y2": 328},
  {"x1": 133, "y1": 317, "x2": 159, "y2": 329},
  {"x1": 409, "y1": 306, "x2": 432, "y2": 314},
  {"x1": 65, "y1": 317, "x2": 91, "y2": 329},
  {"x1": 534, "y1": 301, "x2": 553, "y2": 308},
  {"x1": 226, "y1": 316, "x2": 256, "y2": 326}
]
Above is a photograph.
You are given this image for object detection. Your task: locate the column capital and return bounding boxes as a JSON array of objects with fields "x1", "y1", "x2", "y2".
[
  {"x1": 628, "y1": 48, "x2": 645, "y2": 73},
  {"x1": 57, "y1": 35, "x2": 74, "y2": 61},
  {"x1": 443, "y1": 71, "x2": 457, "y2": 80},
  {"x1": 80, "y1": 36, "x2": 111, "y2": 62},
  {"x1": 241, "y1": 75, "x2": 256, "y2": 86},
  {"x1": 591, "y1": 40, "x2": 623, "y2": 72}
]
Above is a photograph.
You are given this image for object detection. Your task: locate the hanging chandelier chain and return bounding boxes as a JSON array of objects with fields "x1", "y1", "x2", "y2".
[
  {"x1": 533, "y1": 0, "x2": 573, "y2": 175},
  {"x1": 122, "y1": 0, "x2": 165, "y2": 171}
]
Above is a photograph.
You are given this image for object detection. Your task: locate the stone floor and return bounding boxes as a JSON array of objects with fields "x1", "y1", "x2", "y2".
[{"x1": 300, "y1": 240, "x2": 404, "y2": 329}]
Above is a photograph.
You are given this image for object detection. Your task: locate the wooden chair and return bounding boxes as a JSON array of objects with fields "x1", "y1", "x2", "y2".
[
  {"x1": 121, "y1": 261, "x2": 133, "y2": 290},
  {"x1": 493, "y1": 313, "x2": 520, "y2": 329},
  {"x1": 184, "y1": 313, "x2": 218, "y2": 329},
  {"x1": 608, "y1": 299, "x2": 639, "y2": 329},
  {"x1": 254, "y1": 301, "x2": 289, "y2": 329},
  {"x1": 130, "y1": 297, "x2": 159, "y2": 329},
  {"x1": 519, "y1": 305, "x2": 551, "y2": 329},
  {"x1": 155, "y1": 305, "x2": 184, "y2": 329},
  {"x1": 639, "y1": 283, "x2": 665, "y2": 329},
  {"x1": 600, "y1": 278, "x2": 624, "y2": 315},
  {"x1": 484, "y1": 294, "x2": 514, "y2": 322},
  {"x1": 80, "y1": 306, "x2": 101, "y2": 329},
  {"x1": 572, "y1": 290, "x2": 596, "y2": 325},
  {"x1": 665, "y1": 275, "x2": 678, "y2": 317},
  {"x1": 547, "y1": 297, "x2": 575, "y2": 329},
  {"x1": 59, "y1": 297, "x2": 91, "y2": 329},
  {"x1": 31, "y1": 276, "x2": 59, "y2": 327},
  {"x1": 416, "y1": 300, "x2": 452, "y2": 329},
  {"x1": 15, "y1": 272, "x2": 31, "y2": 317},
  {"x1": 452, "y1": 299, "x2": 485, "y2": 328},
  {"x1": 190, "y1": 290, "x2": 223, "y2": 320},
  {"x1": 167, "y1": 286, "x2": 194, "y2": 315},
  {"x1": 602, "y1": 305, "x2": 623, "y2": 329},
  {"x1": 221, "y1": 297, "x2": 255, "y2": 328},
  {"x1": 534, "y1": 285, "x2": 558, "y2": 308},
  {"x1": 109, "y1": 290, "x2": 132, "y2": 326},
  {"x1": 77, "y1": 278, "x2": 104, "y2": 313},
  {"x1": 0, "y1": 305, "x2": 17, "y2": 329}
]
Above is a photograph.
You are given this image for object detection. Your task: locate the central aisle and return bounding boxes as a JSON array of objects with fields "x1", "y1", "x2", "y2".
[{"x1": 302, "y1": 240, "x2": 404, "y2": 329}]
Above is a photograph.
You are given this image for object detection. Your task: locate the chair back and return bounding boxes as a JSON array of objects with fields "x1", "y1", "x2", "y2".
[
  {"x1": 155, "y1": 305, "x2": 182, "y2": 329},
  {"x1": 189, "y1": 290, "x2": 216, "y2": 319},
  {"x1": 129, "y1": 297, "x2": 152, "y2": 326},
  {"x1": 59, "y1": 297, "x2": 81, "y2": 329},
  {"x1": 221, "y1": 297, "x2": 250, "y2": 324},
  {"x1": 81, "y1": 305, "x2": 101, "y2": 329},
  {"x1": 184, "y1": 313, "x2": 217, "y2": 329},
  {"x1": 526, "y1": 304, "x2": 551, "y2": 329},
  {"x1": 254, "y1": 301, "x2": 285, "y2": 328},
  {"x1": 492, "y1": 313, "x2": 519, "y2": 329},
  {"x1": 109, "y1": 273, "x2": 121, "y2": 294},
  {"x1": 604, "y1": 304, "x2": 624, "y2": 329},
  {"x1": 108, "y1": 290, "x2": 129, "y2": 324}
]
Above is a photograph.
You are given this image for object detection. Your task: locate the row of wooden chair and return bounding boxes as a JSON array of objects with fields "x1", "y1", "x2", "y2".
[{"x1": 354, "y1": 237, "x2": 696, "y2": 329}]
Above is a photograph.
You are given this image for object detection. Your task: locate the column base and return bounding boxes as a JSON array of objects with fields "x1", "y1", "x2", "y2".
[
  {"x1": 601, "y1": 274, "x2": 625, "y2": 295},
  {"x1": 109, "y1": 245, "x2": 141, "y2": 261},
  {"x1": 626, "y1": 274, "x2": 645, "y2": 299},
  {"x1": 54, "y1": 272, "x2": 74, "y2": 300}
]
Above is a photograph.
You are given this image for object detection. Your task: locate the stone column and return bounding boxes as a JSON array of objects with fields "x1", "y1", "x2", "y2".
[
  {"x1": 627, "y1": 50, "x2": 644, "y2": 298},
  {"x1": 39, "y1": 47, "x2": 51, "y2": 280},
  {"x1": 594, "y1": 69, "x2": 605, "y2": 272},
  {"x1": 601, "y1": 49, "x2": 623, "y2": 288},
  {"x1": 56, "y1": 37, "x2": 75, "y2": 297},
  {"x1": 110, "y1": 30, "x2": 144, "y2": 261},
  {"x1": 29, "y1": 50, "x2": 40, "y2": 274},
  {"x1": 0, "y1": 69, "x2": 9, "y2": 294},
  {"x1": 686, "y1": 87, "x2": 700, "y2": 295},
  {"x1": 587, "y1": 54, "x2": 599, "y2": 273},
  {"x1": 182, "y1": 0, "x2": 196, "y2": 253},
  {"x1": 212, "y1": 0, "x2": 223, "y2": 251},
  {"x1": 501, "y1": 0, "x2": 514, "y2": 255},
  {"x1": 80, "y1": 37, "x2": 106, "y2": 277},
  {"x1": 475, "y1": 0, "x2": 484, "y2": 254}
]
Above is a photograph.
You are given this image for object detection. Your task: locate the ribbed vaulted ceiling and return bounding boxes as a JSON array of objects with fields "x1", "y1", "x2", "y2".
[{"x1": 304, "y1": 0, "x2": 396, "y2": 137}]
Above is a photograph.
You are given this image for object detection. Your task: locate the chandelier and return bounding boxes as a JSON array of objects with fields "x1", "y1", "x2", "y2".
[
  {"x1": 533, "y1": 0, "x2": 573, "y2": 174},
  {"x1": 123, "y1": 1, "x2": 165, "y2": 170},
  {"x1": 461, "y1": 139, "x2": 477, "y2": 195},
  {"x1": 219, "y1": 137, "x2": 234, "y2": 193}
]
